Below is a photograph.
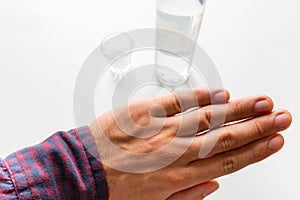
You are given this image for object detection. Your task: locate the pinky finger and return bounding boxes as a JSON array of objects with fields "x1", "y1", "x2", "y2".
[{"x1": 167, "y1": 180, "x2": 220, "y2": 200}]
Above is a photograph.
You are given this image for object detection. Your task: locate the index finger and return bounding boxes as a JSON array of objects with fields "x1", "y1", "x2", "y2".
[{"x1": 150, "y1": 88, "x2": 230, "y2": 117}]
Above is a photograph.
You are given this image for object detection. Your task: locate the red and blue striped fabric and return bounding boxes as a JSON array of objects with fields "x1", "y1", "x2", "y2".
[{"x1": 0, "y1": 127, "x2": 108, "y2": 200}]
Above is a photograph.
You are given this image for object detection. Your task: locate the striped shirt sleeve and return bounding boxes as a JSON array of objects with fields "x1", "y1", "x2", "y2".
[{"x1": 0, "y1": 126, "x2": 108, "y2": 200}]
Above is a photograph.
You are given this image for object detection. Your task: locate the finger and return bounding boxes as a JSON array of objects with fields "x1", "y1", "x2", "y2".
[
  {"x1": 168, "y1": 95, "x2": 274, "y2": 137},
  {"x1": 205, "y1": 109, "x2": 292, "y2": 157},
  {"x1": 184, "y1": 109, "x2": 292, "y2": 160},
  {"x1": 188, "y1": 133, "x2": 285, "y2": 185},
  {"x1": 167, "y1": 180, "x2": 220, "y2": 200},
  {"x1": 150, "y1": 88, "x2": 230, "y2": 117}
]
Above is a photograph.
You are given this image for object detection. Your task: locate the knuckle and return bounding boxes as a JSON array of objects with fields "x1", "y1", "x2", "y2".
[
  {"x1": 219, "y1": 131, "x2": 235, "y2": 151},
  {"x1": 166, "y1": 118, "x2": 180, "y2": 134},
  {"x1": 145, "y1": 131, "x2": 174, "y2": 152},
  {"x1": 254, "y1": 120, "x2": 266, "y2": 138},
  {"x1": 171, "y1": 93, "x2": 182, "y2": 113},
  {"x1": 161, "y1": 148, "x2": 179, "y2": 162},
  {"x1": 130, "y1": 110, "x2": 147, "y2": 123},
  {"x1": 251, "y1": 148, "x2": 262, "y2": 163},
  {"x1": 221, "y1": 155, "x2": 239, "y2": 174},
  {"x1": 199, "y1": 110, "x2": 211, "y2": 129},
  {"x1": 146, "y1": 136, "x2": 163, "y2": 152},
  {"x1": 232, "y1": 101, "x2": 244, "y2": 118}
]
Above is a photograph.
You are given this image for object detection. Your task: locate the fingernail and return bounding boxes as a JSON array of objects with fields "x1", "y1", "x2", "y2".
[
  {"x1": 254, "y1": 100, "x2": 272, "y2": 113},
  {"x1": 203, "y1": 184, "x2": 219, "y2": 198},
  {"x1": 212, "y1": 92, "x2": 227, "y2": 104},
  {"x1": 274, "y1": 113, "x2": 291, "y2": 129},
  {"x1": 268, "y1": 135, "x2": 284, "y2": 151}
]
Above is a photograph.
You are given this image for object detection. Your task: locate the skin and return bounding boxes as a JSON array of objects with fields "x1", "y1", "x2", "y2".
[{"x1": 90, "y1": 88, "x2": 292, "y2": 200}]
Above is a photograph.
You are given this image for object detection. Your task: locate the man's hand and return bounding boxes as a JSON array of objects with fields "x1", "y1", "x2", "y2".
[{"x1": 90, "y1": 88, "x2": 292, "y2": 199}]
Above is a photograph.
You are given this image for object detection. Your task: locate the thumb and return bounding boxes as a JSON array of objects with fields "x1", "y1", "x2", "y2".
[{"x1": 167, "y1": 180, "x2": 220, "y2": 200}]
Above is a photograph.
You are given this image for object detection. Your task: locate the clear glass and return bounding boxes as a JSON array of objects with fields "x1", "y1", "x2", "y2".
[
  {"x1": 101, "y1": 32, "x2": 133, "y2": 78},
  {"x1": 156, "y1": 0, "x2": 207, "y2": 86}
]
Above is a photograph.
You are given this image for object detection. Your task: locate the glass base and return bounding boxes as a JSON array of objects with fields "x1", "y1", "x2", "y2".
[{"x1": 156, "y1": 66, "x2": 190, "y2": 86}]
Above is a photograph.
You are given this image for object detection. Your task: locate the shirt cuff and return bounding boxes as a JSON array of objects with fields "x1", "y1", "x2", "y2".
[{"x1": 0, "y1": 159, "x2": 17, "y2": 199}]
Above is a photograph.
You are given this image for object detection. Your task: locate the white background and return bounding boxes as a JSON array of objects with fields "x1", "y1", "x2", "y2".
[{"x1": 1, "y1": 0, "x2": 300, "y2": 199}]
